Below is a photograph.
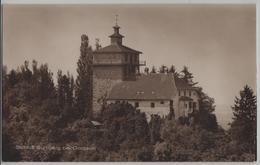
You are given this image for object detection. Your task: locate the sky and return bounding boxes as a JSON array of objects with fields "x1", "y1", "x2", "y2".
[{"x1": 3, "y1": 4, "x2": 256, "y2": 128}]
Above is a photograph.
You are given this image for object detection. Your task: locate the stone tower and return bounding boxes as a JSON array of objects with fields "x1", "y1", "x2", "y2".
[{"x1": 92, "y1": 23, "x2": 145, "y2": 114}]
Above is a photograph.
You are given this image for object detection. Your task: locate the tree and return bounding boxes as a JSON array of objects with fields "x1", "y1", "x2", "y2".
[
  {"x1": 99, "y1": 102, "x2": 150, "y2": 151},
  {"x1": 149, "y1": 114, "x2": 162, "y2": 144},
  {"x1": 180, "y1": 66, "x2": 198, "y2": 86},
  {"x1": 38, "y1": 64, "x2": 55, "y2": 100},
  {"x1": 230, "y1": 85, "x2": 256, "y2": 154},
  {"x1": 95, "y1": 38, "x2": 102, "y2": 50},
  {"x1": 193, "y1": 88, "x2": 218, "y2": 132},
  {"x1": 57, "y1": 70, "x2": 74, "y2": 108},
  {"x1": 168, "y1": 65, "x2": 179, "y2": 78},
  {"x1": 68, "y1": 75, "x2": 74, "y2": 107},
  {"x1": 20, "y1": 60, "x2": 32, "y2": 82},
  {"x1": 159, "y1": 65, "x2": 167, "y2": 73},
  {"x1": 144, "y1": 67, "x2": 149, "y2": 74},
  {"x1": 75, "y1": 34, "x2": 93, "y2": 118},
  {"x1": 7, "y1": 69, "x2": 19, "y2": 88},
  {"x1": 2, "y1": 126, "x2": 21, "y2": 161},
  {"x1": 151, "y1": 66, "x2": 156, "y2": 73}
]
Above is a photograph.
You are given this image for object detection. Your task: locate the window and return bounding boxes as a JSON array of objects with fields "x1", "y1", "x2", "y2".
[
  {"x1": 189, "y1": 102, "x2": 192, "y2": 109},
  {"x1": 189, "y1": 91, "x2": 191, "y2": 97},
  {"x1": 135, "y1": 102, "x2": 139, "y2": 108},
  {"x1": 160, "y1": 101, "x2": 164, "y2": 104},
  {"x1": 185, "y1": 103, "x2": 188, "y2": 108},
  {"x1": 193, "y1": 102, "x2": 197, "y2": 109},
  {"x1": 179, "y1": 90, "x2": 181, "y2": 96},
  {"x1": 184, "y1": 90, "x2": 186, "y2": 96},
  {"x1": 151, "y1": 102, "x2": 155, "y2": 108}
]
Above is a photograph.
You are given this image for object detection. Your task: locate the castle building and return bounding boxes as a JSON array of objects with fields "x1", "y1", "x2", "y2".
[{"x1": 92, "y1": 23, "x2": 200, "y2": 120}]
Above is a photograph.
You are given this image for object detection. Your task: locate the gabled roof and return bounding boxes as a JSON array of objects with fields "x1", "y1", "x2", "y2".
[
  {"x1": 107, "y1": 74, "x2": 177, "y2": 100},
  {"x1": 94, "y1": 44, "x2": 142, "y2": 54}
]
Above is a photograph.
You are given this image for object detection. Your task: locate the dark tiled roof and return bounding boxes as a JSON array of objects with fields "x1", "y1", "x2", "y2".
[
  {"x1": 94, "y1": 44, "x2": 142, "y2": 54},
  {"x1": 107, "y1": 74, "x2": 177, "y2": 100}
]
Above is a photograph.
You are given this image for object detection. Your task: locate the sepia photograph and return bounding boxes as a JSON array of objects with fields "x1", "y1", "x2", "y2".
[{"x1": 2, "y1": 3, "x2": 257, "y2": 162}]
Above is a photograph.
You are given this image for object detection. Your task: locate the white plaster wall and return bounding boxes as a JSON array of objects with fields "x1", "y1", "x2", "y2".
[
  {"x1": 175, "y1": 89, "x2": 200, "y2": 119},
  {"x1": 107, "y1": 100, "x2": 172, "y2": 121}
]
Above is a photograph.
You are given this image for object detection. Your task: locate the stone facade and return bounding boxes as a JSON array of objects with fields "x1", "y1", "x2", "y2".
[{"x1": 92, "y1": 76, "x2": 121, "y2": 115}]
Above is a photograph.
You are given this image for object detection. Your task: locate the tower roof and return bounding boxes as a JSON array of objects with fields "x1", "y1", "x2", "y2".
[
  {"x1": 94, "y1": 44, "x2": 142, "y2": 54},
  {"x1": 94, "y1": 20, "x2": 142, "y2": 54},
  {"x1": 109, "y1": 25, "x2": 125, "y2": 38}
]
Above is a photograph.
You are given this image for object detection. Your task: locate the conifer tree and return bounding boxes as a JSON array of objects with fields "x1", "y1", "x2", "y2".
[
  {"x1": 230, "y1": 85, "x2": 256, "y2": 153},
  {"x1": 38, "y1": 64, "x2": 55, "y2": 100},
  {"x1": 57, "y1": 70, "x2": 73, "y2": 108},
  {"x1": 151, "y1": 66, "x2": 156, "y2": 73},
  {"x1": 193, "y1": 88, "x2": 218, "y2": 132},
  {"x1": 20, "y1": 61, "x2": 32, "y2": 82},
  {"x1": 7, "y1": 69, "x2": 18, "y2": 88},
  {"x1": 75, "y1": 34, "x2": 93, "y2": 118},
  {"x1": 159, "y1": 65, "x2": 167, "y2": 73},
  {"x1": 168, "y1": 65, "x2": 179, "y2": 78},
  {"x1": 144, "y1": 67, "x2": 149, "y2": 74},
  {"x1": 57, "y1": 70, "x2": 64, "y2": 107},
  {"x1": 180, "y1": 66, "x2": 198, "y2": 86},
  {"x1": 95, "y1": 38, "x2": 102, "y2": 50}
]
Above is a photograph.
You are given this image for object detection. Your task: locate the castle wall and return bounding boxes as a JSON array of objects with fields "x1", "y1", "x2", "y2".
[{"x1": 92, "y1": 67, "x2": 123, "y2": 114}]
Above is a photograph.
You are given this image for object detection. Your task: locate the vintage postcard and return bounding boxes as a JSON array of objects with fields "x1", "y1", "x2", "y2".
[{"x1": 2, "y1": 3, "x2": 257, "y2": 162}]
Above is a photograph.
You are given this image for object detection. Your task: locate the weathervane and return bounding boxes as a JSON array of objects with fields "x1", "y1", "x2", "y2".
[{"x1": 115, "y1": 14, "x2": 118, "y2": 26}]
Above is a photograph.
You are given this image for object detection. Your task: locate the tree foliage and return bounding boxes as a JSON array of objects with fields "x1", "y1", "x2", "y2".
[
  {"x1": 230, "y1": 85, "x2": 256, "y2": 155},
  {"x1": 193, "y1": 88, "x2": 218, "y2": 132},
  {"x1": 2, "y1": 59, "x2": 256, "y2": 162},
  {"x1": 150, "y1": 66, "x2": 156, "y2": 73},
  {"x1": 159, "y1": 65, "x2": 168, "y2": 73},
  {"x1": 180, "y1": 66, "x2": 198, "y2": 86},
  {"x1": 99, "y1": 102, "x2": 150, "y2": 151},
  {"x1": 75, "y1": 34, "x2": 93, "y2": 118}
]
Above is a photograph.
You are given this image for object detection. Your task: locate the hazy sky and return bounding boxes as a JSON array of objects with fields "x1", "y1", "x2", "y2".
[{"x1": 3, "y1": 5, "x2": 256, "y2": 126}]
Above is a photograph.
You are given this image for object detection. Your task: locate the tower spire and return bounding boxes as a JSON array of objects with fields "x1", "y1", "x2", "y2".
[{"x1": 110, "y1": 14, "x2": 124, "y2": 45}]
